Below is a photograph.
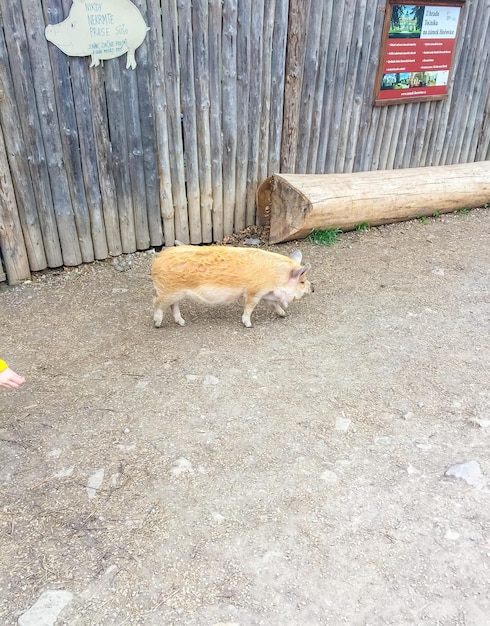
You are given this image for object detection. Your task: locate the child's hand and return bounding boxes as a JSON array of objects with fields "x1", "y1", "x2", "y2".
[{"x1": 0, "y1": 364, "x2": 26, "y2": 389}]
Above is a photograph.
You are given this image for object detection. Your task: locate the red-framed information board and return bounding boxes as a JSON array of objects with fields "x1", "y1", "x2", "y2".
[{"x1": 374, "y1": 1, "x2": 465, "y2": 105}]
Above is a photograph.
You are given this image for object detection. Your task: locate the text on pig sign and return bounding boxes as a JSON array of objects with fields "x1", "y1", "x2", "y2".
[{"x1": 45, "y1": 0, "x2": 149, "y2": 70}]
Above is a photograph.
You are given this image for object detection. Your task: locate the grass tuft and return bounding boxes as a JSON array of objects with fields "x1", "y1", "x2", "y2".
[
  {"x1": 355, "y1": 222, "x2": 370, "y2": 231},
  {"x1": 306, "y1": 228, "x2": 341, "y2": 246}
]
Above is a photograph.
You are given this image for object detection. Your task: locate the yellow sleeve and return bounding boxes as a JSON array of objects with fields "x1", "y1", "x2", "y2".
[{"x1": 0, "y1": 359, "x2": 8, "y2": 373}]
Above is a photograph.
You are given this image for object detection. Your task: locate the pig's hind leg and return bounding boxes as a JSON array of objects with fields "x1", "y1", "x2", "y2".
[
  {"x1": 153, "y1": 294, "x2": 186, "y2": 327},
  {"x1": 170, "y1": 302, "x2": 186, "y2": 326}
]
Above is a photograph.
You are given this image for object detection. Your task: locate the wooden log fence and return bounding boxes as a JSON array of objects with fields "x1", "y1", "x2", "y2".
[
  {"x1": 0, "y1": 0, "x2": 489, "y2": 284},
  {"x1": 0, "y1": 122, "x2": 31, "y2": 284}
]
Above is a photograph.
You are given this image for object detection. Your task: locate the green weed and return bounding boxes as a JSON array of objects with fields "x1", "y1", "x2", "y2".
[
  {"x1": 355, "y1": 222, "x2": 370, "y2": 231},
  {"x1": 306, "y1": 228, "x2": 341, "y2": 246}
]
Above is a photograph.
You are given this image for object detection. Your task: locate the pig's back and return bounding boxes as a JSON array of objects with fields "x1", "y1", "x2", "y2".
[{"x1": 151, "y1": 246, "x2": 295, "y2": 291}]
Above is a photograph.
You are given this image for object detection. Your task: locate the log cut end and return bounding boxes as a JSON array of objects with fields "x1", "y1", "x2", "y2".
[{"x1": 257, "y1": 175, "x2": 313, "y2": 244}]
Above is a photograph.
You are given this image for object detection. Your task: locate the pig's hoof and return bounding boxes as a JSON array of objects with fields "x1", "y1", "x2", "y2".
[
  {"x1": 173, "y1": 312, "x2": 186, "y2": 326},
  {"x1": 153, "y1": 312, "x2": 164, "y2": 328},
  {"x1": 242, "y1": 317, "x2": 253, "y2": 328}
]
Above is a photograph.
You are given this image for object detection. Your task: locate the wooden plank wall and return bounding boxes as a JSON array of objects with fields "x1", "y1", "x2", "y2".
[{"x1": 0, "y1": 0, "x2": 489, "y2": 284}]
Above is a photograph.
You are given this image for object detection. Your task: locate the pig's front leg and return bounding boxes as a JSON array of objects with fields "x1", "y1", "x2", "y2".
[
  {"x1": 242, "y1": 294, "x2": 261, "y2": 328},
  {"x1": 90, "y1": 55, "x2": 101, "y2": 67},
  {"x1": 268, "y1": 301, "x2": 287, "y2": 317},
  {"x1": 263, "y1": 289, "x2": 289, "y2": 318}
]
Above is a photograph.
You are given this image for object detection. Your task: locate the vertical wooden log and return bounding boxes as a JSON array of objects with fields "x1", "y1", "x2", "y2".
[
  {"x1": 133, "y1": 0, "x2": 163, "y2": 248},
  {"x1": 334, "y1": 0, "x2": 365, "y2": 172},
  {"x1": 1, "y1": 0, "x2": 63, "y2": 267},
  {"x1": 439, "y1": 2, "x2": 474, "y2": 165},
  {"x1": 245, "y1": 0, "x2": 265, "y2": 225},
  {"x1": 122, "y1": 63, "x2": 150, "y2": 251},
  {"x1": 341, "y1": 0, "x2": 368, "y2": 173},
  {"x1": 357, "y1": 105, "x2": 380, "y2": 171},
  {"x1": 392, "y1": 105, "x2": 412, "y2": 168},
  {"x1": 295, "y1": 0, "x2": 324, "y2": 173},
  {"x1": 472, "y1": 9, "x2": 490, "y2": 163},
  {"x1": 88, "y1": 66, "x2": 123, "y2": 257},
  {"x1": 69, "y1": 56, "x2": 109, "y2": 261},
  {"x1": 410, "y1": 102, "x2": 431, "y2": 168},
  {"x1": 280, "y1": 0, "x2": 310, "y2": 172},
  {"x1": 418, "y1": 101, "x2": 438, "y2": 167},
  {"x1": 178, "y1": 0, "x2": 202, "y2": 243},
  {"x1": 193, "y1": 0, "x2": 213, "y2": 242},
  {"x1": 22, "y1": 0, "x2": 82, "y2": 266},
  {"x1": 264, "y1": 0, "x2": 288, "y2": 178},
  {"x1": 426, "y1": 3, "x2": 470, "y2": 167},
  {"x1": 306, "y1": 0, "x2": 332, "y2": 172},
  {"x1": 449, "y1": 6, "x2": 488, "y2": 164},
  {"x1": 258, "y1": 0, "x2": 275, "y2": 181},
  {"x1": 105, "y1": 60, "x2": 137, "y2": 253},
  {"x1": 0, "y1": 125, "x2": 31, "y2": 284},
  {"x1": 222, "y1": 0, "x2": 238, "y2": 236},
  {"x1": 382, "y1": 106, "x2": 404, "y2": 169},
  {"x1": 162, "y1": 0, "x2": 189, "y2": 244},
  {"x1": 316, "y1": 2, "x2": 345, "y2": 172},
  {"x1": 401, "y1": 104, "x2": 421, "y2": 168},
  {"x1": 234, "y1": 0, "x2": 251, "y2": 230},
  {"x1": 208, "y1": 0, "x2": 224, "y2": 241},
  {"x1": 329, "y1": 0, "x2": 355, "y2": 172},
  {"x1": 370, "y1": 105, "x2": 388, "y2": 170},
  {"x1": 428, "y1": 100, "x2": 451, "y2": 166},
  {"x1": 42, "y1": 0, "x2": 95, "y2": 263},
  {"x1": 469, "y1": 51, "x2": 490, "y2": 162},
  {"x1": 145, "y1": 0, "x2": 175, "y2": 246},
  {"x1": 352, "y1": 1, "x2": 389, "y2": 172},
  {"x1": 0, "y1": 19, "x2": 46, "y2": 271}
]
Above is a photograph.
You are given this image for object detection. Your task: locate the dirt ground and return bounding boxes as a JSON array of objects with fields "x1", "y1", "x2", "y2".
[{"x1": 1, "y1": 209, "x2": 489, "y2": 626}]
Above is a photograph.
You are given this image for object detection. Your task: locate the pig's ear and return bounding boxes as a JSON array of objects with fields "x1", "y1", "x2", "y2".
[
  {"x1": 289, "y1": 250, "x2": 302, "y2": 263},
  {"x1": 290, "y1": 263, "x2": 311, "y2": 280}
]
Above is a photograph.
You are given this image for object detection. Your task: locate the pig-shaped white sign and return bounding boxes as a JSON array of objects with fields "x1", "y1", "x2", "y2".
[{"x1": 45, "y1": 0, "x2": 149, "y2": 69}]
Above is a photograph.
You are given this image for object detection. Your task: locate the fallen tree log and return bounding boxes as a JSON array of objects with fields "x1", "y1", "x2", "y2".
[{"x1": 257, "y1": 162, "x2": 490, "y2": 244}]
